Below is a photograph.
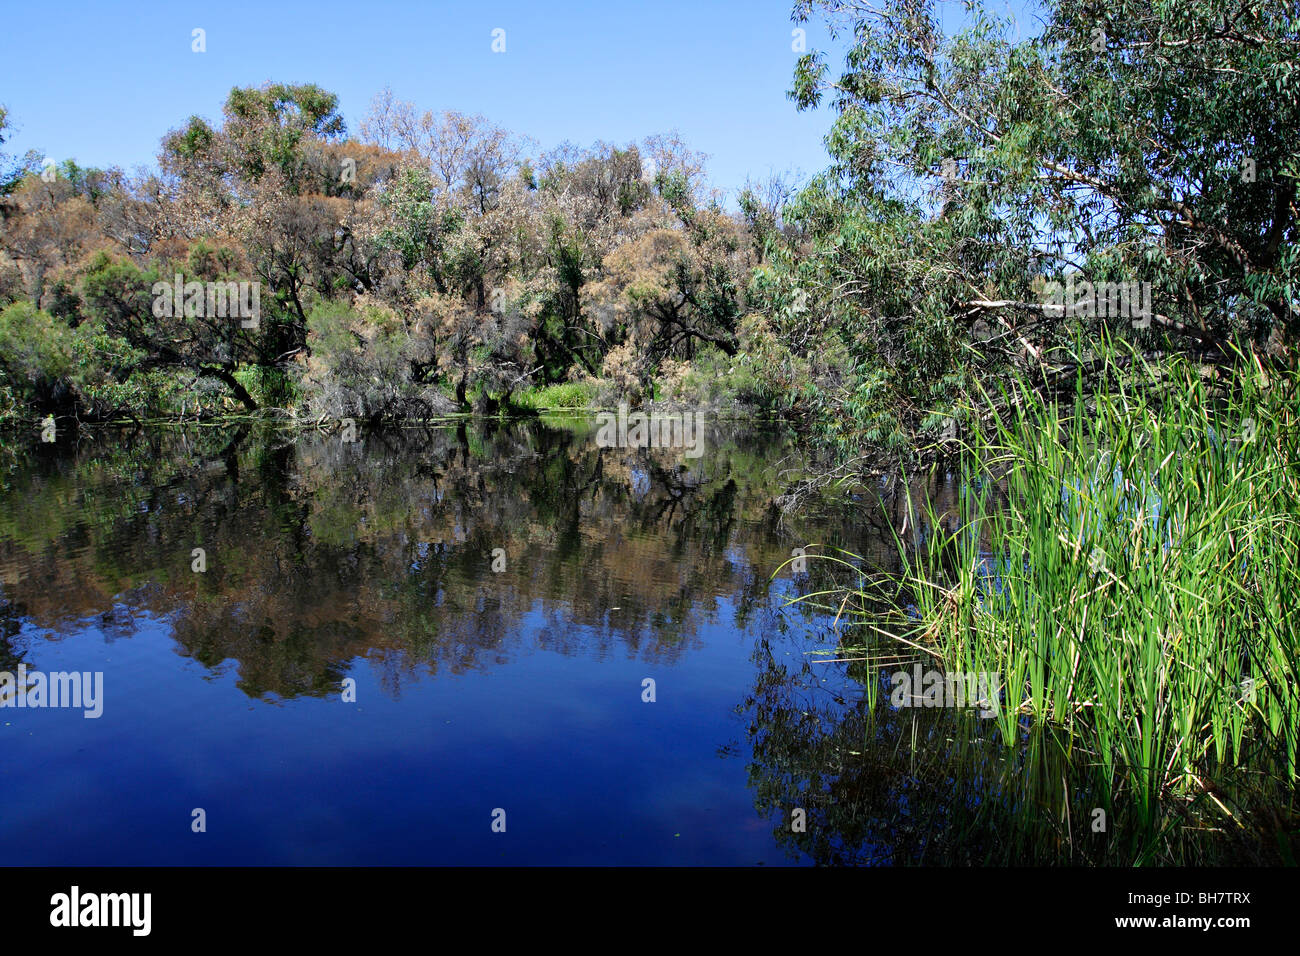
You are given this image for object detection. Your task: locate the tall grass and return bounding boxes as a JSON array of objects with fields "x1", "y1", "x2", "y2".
[
  {"x1": 511, "y1": 381, "x2": 597, "y2": 411},
  {"x1": 832, "y1": 340, "x2": 1300, "y2": 856}
]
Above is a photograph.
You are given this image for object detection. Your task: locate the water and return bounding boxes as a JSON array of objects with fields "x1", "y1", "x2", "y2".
[
  {"x1": 0, "y1": 419, "x2": 899, "y2": 865},
  {"x1": 4, "y1": 420, "x2": 1281, "y2": 865}
]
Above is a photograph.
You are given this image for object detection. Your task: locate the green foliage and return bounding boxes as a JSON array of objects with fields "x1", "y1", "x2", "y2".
[
  {"x1": 0, "y1": 301, "x2": 79, "y2": 388},
  {"x1": 223, "y1": 83, "x2": 346, "y2": 188},
  {"x1": 6, "y1": 2, "x2": 1296, "y2": 441},
  {"x1": 511, "y1": 380, "x2": 597, "y2": 411},
  {"x1": 0, "y1": 300, "x2": 158, "y2": 421},
  {"x1": 768, "y1": 0, "x2": 1300, "y2": 448},
  {"x1": 166, "y1": 115, "x2": 218, "y2": 160},
  {"x1": 371, "y1": 167, "x2": 467, "y2": 277},
  {"x1": 828, "y1": 339, "x2": 1300, "y2": 856},
  {"x1": 79, "y1": 252, "x2": 158, "y2": 331},
  {"x1": 233, "y1": 364, "x2": 299, "y2": 410},
  {"x1": 301, "y1": 300, "x2": 452, "y2": 422}
]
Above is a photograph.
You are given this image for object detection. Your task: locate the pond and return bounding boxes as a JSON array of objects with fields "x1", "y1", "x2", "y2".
[
  {"x1": 0, "y1": 419, "x2": 862, "y2": 864},
  {"x1": 0, "y1": 417, "x2": 1253, "y2": 865}
]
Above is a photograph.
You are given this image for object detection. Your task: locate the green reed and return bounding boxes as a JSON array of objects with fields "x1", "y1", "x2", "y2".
[{"x1": 831, "y1": 339, "x2": 1300, "y2": 853}]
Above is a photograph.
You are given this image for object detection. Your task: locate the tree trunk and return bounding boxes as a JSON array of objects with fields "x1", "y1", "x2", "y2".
[{"x1": 199, "y1": 364, "x2": 259, "y2": 411}]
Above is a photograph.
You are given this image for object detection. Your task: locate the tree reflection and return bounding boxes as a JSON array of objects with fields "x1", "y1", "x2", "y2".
[
  {"x1": 739, "y1": 631, "x2": 1293, "y2": 865},
  {"x1": 0, "y1": 422, "x2": 853, "y2": 699}
]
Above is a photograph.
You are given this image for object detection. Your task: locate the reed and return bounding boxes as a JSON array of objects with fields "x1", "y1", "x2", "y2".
[{"x1": 819, "y1": 339, "x2": 1300, "y2": 854}]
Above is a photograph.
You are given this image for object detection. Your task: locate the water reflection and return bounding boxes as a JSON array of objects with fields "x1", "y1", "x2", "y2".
[
  {"x1": 2, "y1": 421, "x2": 1275, "y2": 864},
  {"x1": 739, "y1": 631, "x2": 1294, "y2": 865},
  {"x1": 0, "y1": 420, "x2": 861, "y2": 863},
  {"x1": 0, "y1": 422, "x2": 943, "y2": 696}
]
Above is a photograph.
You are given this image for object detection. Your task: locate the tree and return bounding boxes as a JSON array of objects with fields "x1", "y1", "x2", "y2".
[
  {"x1": 78, "y1": 252, "x2": 260, "y2": 410},
  {"x1": 586, "y1": 221, "x2": 746, "y2": 395},
  {"x1": 0, "y1": 106, "x2": 40, "y2": 197},
  {"x1": 776, "y1": 0, "x2": 1300, "y2": 445}
]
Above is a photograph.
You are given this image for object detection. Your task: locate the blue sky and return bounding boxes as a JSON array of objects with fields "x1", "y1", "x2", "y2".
[{"x1": 0, "y1": 0, "x2": 1043, "y2": 199}]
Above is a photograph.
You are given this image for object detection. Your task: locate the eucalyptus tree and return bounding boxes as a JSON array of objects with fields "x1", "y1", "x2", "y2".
[{"x1": 778, "y1": 0, "x2": 1300, "y2": 445}]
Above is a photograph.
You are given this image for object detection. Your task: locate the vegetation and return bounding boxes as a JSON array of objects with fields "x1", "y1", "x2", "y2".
[
  {"x1": 3, "y1": 1, "x2": 1297, "y2": 442},
  {"x1": 2, "y1": 0, "x2": 1298, "y2": 862},
  {"x1": 511, "y1": 381, "x2": 598, "y2": 412},
  {"x1": 0, "y1": 87, "x2": 765, "y2": 426},
  {"x1": 802, "y1": 338, "x2": 1299, "y2": 860}
]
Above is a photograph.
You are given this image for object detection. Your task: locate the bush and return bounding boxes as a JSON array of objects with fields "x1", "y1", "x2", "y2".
[
  {"x1": 512, "y1": 380, "x2": 596, "y2": 411},
  {"x1": 234, "y1": 364, "x2": 300, "y2": 411},
  {"x1": 0, "y1": 301, "x2": 79, "y2": 407},
  {"x1": 299, "y1": 299, "x2": 455, "y2": 422}
]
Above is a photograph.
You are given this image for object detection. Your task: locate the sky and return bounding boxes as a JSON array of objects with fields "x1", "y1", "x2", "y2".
[{"x1": 0, "y1": 0, "x2": 1043, "y2": 201}]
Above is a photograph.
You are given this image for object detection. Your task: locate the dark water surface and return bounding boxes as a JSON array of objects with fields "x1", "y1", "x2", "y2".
[{"x1": 2, "y1": 418, "x2": 955, "y2": 865}]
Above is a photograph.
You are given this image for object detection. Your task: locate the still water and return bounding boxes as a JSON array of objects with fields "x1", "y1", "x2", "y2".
[
  {"x1": 3, "y1": 417, "x2": 1159, "y2": 865},
  {"x1": 0, "y1": 418, "x2": 907, "y2": 865}
]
